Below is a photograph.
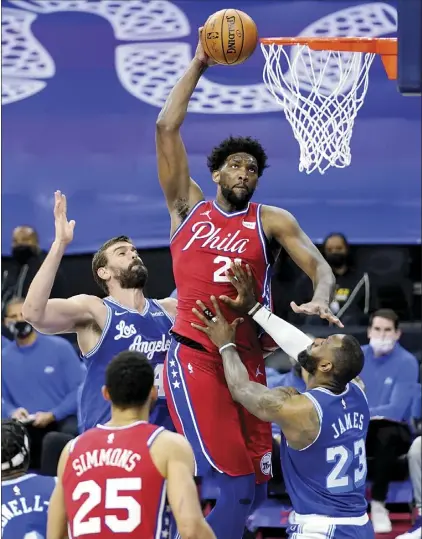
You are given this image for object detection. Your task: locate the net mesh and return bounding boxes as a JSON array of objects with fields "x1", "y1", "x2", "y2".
[{"x1": 261, "y1": 42, "x2": 376, "y2": 174}]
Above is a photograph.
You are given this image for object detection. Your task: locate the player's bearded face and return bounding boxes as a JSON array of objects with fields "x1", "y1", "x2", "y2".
[
  {"x1": 220, "y1": 178, "x2": 255, "y2": 210},
  {"x1": 115, "y1": 259, "x2": 148, "y2": 289},
  {"x1": 297, "y1": 346, "x2": 319, "y2": 376}
]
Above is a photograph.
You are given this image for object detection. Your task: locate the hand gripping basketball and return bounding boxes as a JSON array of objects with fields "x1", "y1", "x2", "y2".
[
  {"x1": 53, "y1": 190, "x2": 75, "y2": 246},
  {"x1": 195, "y1": 28, "x2": 217, "y2": 67}
]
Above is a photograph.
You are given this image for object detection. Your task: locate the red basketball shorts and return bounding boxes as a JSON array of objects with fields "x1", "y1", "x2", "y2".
[{"x1": 164, "y1": 338, "x2": 272, "y2": 483}]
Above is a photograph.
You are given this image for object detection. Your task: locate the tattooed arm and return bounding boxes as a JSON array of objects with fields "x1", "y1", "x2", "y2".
[
  {"x1": 191, "y1": 297, "x2": 321, "y2": 450},
  {"x1": 220, "y1": 345, "x2": 320, "y2": 450}
]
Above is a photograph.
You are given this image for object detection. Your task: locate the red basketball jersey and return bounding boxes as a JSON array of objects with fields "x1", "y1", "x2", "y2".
[
  {"x1": 171, "y1": 200, "x2": 273, "y2": 356},
  {"x1": 63, "y1": 421, "x2": 172, "y2": 539}
]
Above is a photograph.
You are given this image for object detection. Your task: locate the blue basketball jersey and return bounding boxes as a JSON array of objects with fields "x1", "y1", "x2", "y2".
[
  {"x1": 79, "y1": 297, "x2": 173, "y2": 432},
  {"x1": 1, "y1": 473, "x2": 56, "y2": 539},
  {"x1": 280, "y1": 381, "x2": 370, "y2": 518}
]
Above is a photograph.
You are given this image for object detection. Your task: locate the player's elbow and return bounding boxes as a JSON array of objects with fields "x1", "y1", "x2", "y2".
[
  {"x1": 227, "y1": 382, "x2": 244, "y2": 403},
  {"x1": 22, "y1": 300, "x2": 42, "y2": 324},
  {"x1": 156, "y1": 116, "x2": 180, "y2": 133}
]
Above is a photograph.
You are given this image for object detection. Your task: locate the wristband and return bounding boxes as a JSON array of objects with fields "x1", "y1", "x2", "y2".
[
  {"x1": 219, "y1": 343, "x2": 237, "y2": 354},
  {"x1": 248, "y1": 302, "x2": 262, "y2": 316}
]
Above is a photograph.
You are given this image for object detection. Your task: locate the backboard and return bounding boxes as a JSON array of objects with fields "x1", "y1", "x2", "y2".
[{"x1": 398, "y1": 0, "x2": 422, "y2": 95}]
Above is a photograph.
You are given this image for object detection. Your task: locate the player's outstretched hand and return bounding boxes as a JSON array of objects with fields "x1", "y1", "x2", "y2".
[
  {"x1": 195, "y1": 28, "x2": 217, "y2": 67},
  {"x1": 219, "y1": 262, "x2": 258, "y2": 313},
  {"x1": 191, "y1": 296, "x2": 243, "y2": 349},
  {"x1": 290, "y1": 300, "x2": 344, "y2": 328},
  {"x1": 53, "y1": 190, "x2": 75, "y2": 246}
]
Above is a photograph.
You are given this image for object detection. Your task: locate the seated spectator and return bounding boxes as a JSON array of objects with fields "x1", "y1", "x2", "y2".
[
  {"x1": 1, "y1": 419, "x2": 56, "y2": 539},
  {"x1": 290, "y1": 232, "x2": 376, "y2": 326},
  {"x1": 2, "y1": 297, "x2": 83, "y2": 469},
  {"x1": 360, "y1": 308, "x2": 419, "y2": 534},
  {"x1": 1, "y1": 225, "x2": 67, "y2": 315},
  {"x1": 40, "y1": 383, "x2": 84, "y2": 477},
  {"x1": 396, "y1": 436, "x2": 421, "y2": 539}
]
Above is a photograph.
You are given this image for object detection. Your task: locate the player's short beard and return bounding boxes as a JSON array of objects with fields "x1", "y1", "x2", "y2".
[
  {"x1": 221, "y1": 183, "x2": 254, "y2": 210},
  {"x1": 116, "y1": 260, "x2": 148, "y2": 290},
  {"x1": 297, "y1": 349, "x2": 318, "y2": 376}
]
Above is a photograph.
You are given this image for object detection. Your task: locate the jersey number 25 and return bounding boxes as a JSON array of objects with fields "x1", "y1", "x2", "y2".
[{"x1": 73, "y1": 478, "x2": 141, "y2": 535}]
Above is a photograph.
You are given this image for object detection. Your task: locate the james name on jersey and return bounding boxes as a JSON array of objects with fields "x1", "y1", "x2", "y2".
[{"x1": 332, "y1": 411, "x2": 365, "y2": 439}]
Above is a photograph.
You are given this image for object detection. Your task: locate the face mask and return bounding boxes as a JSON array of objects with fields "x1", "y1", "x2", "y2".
[
  {"x1": 369, "y1": 337, "x2": 396, "y2": 356},
  {"x1": 12, "y1": 245, "x2": 37, "y2": 265},
  {"x1": 325, "y1": 253, "x2": 347, "y2": 269},
  {"x1": 8, "y1": 321, "x2": 33, "y2": 340}
]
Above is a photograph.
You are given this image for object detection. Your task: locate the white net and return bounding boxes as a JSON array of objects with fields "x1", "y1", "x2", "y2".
[{"x1": 261, "y1": 42, "x2": 376, "y2": 174}]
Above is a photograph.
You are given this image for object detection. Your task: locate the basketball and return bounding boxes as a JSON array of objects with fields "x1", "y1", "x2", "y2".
[{"x1": 201, "y1": 9, "x2": 258, "y2": 66}]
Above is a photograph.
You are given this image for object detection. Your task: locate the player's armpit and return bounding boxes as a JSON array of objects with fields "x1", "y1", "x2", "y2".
[
  {"x1": 262, "y1": 205, "x2": 335, "y2": 302},
  {"x1": 157, "y1": 297, "x2": 177, "y2": 320},
  {"x1": 47, "y1": 442, "x2": 71, "y2": 539},
  {"x1": 164, "y1": 435, "x2": 216, "y2": 539},
  {"x1": 23, "y1": 294, "x2": 97, "y2": 334}
]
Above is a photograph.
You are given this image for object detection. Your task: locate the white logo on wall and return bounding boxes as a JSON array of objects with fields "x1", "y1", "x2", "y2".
[
  {"x1": 260, "y1": 452, "x2": 272, "y2": 476},
  {"x1": 3, "y1": 1, "x2": 397, "y2": 110}
]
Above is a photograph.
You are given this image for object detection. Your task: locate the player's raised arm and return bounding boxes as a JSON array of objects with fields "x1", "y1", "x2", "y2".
[
  {"x1": 162, "y1": 432, "x2": 216, "y2": 539},
  {"x1": 262, "y1": 206, "x2": 342, "y2": 327},
  {"x1": 155, "y1": 30, "x2": 213, "y2": 226},
  {"x1": 22, "y1": 191, "x2": 95, "y2": 334},
  {"x1": 47, "y1": 441, "x2": 71, "y2": 539}
]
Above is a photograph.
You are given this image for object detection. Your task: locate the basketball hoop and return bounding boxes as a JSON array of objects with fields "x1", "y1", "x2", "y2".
[{"x1": 260, "y1": 37, "x2": 397, "y2": 174}]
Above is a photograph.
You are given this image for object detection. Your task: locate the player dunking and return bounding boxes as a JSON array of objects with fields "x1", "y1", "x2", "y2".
[
  {"x1": 23, "y1": 191, "x2": 176, "y2": 432},
  {"x1": 156, "y1": 28, "x2": 341, "y2": 537},
  {"x1": 192, "y1": 263, "x2": 374, "y2": 539},
  {"x1": 2, "y1": 419, "x2": 56, "y2": 539},
  {"x1": 47, "y1": 350, "x2": 215, "y2": 539}
]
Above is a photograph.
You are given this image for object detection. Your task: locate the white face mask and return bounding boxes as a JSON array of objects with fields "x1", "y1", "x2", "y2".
[{"x1": 369, "y1": 337, "x2": 396, "y2": 356}]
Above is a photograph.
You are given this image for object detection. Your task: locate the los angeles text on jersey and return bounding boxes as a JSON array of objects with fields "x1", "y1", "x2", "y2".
[
  {"x1": 332, "y1": 412, "x2": 365, "y2": 439},
  {"x1": 72, "y1": 447, "x2": 141, "y2": 477},
  {"x1": 2, "y1": 495, "x2": 47, "y2": 529}
]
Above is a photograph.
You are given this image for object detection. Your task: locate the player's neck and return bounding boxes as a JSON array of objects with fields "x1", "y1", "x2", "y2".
[
  {"x1": 108, "y1": 288, "x2": 146, "y2": 312},
  {"x1": 107, "y1": 408, "x2": 149, "y2": 427},
  {"x1": 214, "y1": 195, "x2": 248, "y2": 214},
  {"x1": 307, "y1": 378, "x2": 345, "y2": 394}
]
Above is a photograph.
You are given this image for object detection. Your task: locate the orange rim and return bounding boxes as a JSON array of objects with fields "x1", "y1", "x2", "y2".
[{"x1": 260, "y1": 37, "x2": 397, "y2": 79}]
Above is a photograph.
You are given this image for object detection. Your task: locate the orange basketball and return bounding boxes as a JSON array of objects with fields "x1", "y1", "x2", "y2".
[{"x1": 201, "y1": 9, "x2": 258, "y2": 66}]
